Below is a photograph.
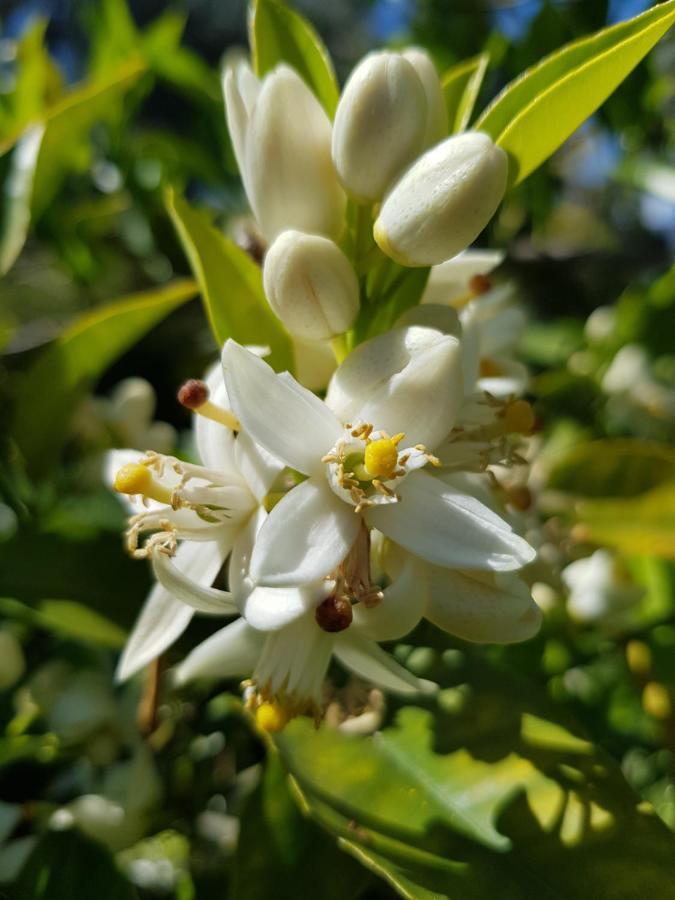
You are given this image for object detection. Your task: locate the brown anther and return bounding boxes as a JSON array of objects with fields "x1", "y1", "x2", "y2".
[
  {"x1": 178, "y1": 379, "x2": 209, "y2": 410},
  {"x1": 315, "y1": 594, "x2": 353, "y2": 633},
  {"x1": 508, "y1": 486, "x2": 532, "y2": 511},
  {"x1": 469, "y1": 273, "x2": 492, "y2": 295}
]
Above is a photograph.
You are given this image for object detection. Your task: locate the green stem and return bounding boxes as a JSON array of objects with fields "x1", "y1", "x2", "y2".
[{"x1": 331, "y1": 334, "x2": 349, "y2": 364}]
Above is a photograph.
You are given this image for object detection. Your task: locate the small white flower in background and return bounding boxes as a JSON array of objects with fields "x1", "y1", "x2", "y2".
[
  {"x1": 562, "y1": 550, "x2": 643, "y2": 628},
  {"x1": 602, "y1": 344, "x2": 675, "y2": 432},
  {"x1": 422, "y1": 250, "x2": 529, "y2": 397},
  {"x1": 263, "y1": 230, "x2": 359, "y2": 340},
  {"x1": 332, "y1": 51, "x2": 429, "y2": 202},
  {"x1": 223, "y1": 60, "x2": 345, "y2": 242},
  {"x1": 374, "y1": 132, "x2": 508, "y2": 266},
  {"x1": 108, "y1": 364, "x2": 282, "y2": 681}
]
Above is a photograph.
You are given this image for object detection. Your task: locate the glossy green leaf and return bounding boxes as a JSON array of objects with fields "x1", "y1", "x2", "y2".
[
  {"x1": 13, "y1": 828, "x2": 138, "y2": 900},
  {"x1": 166, "y1": 188, "x2": 293, "y2": 371},
  {"x1": 277, "y1": 652, "x2": 675, "y2": 899},
  {"x1": 475, "y1": 0, "x2": 675, "y2": 184},
  {"x1": 548, "y1": 439, "x2": 675, "y2": 499},
  {"x1": 441, "y1": 53, "x2": 489, "y2": 133},
  {"x1": 575, "y1": 483, "x2": 675, "y2": 558},
  {"x1": 249, "y1": 0, "x2": 339, "y2": 116},
  {"x1": 352, "y1": 265, "x2": 430, "y2": 347},
  {"x1": 11, "y1": 279, "x2": 197, "y2": 476}
]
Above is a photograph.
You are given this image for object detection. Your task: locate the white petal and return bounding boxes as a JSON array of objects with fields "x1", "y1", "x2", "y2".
[
  {"x1": 173, "y1": 619, "x2": 263, "y2": 685},
  {"x1": 326, "y1": 325, "x2": 463, "y2": 449},
  {"x1": 366, "y1": 470, "x2": 536, "y2": 572},
  {"x1": 425, "y1": 567, "x2": 542, "y2": 643},
  {"x1": 234, "y1": 429, "x2": 284, "y2": 503},
  {"x1": 222, "y1": 340, "x2": 342, "y2": 476},
  {"x1": 152, "y1": 552, "x2": 238, "y2": 616},
  {"x1": 352, "y1": 557, "x2": 425, "y2": 641},
  {"x1": 116, "y1": 538, "x2": 230, "y2": 681},
  {"x1": 193, "y1": 362, "x2": 238, "y2": 475},
  {"x1": 241, "y1": 584, "x2": 322, "y2": 632},
  {"x1": 335, "y1": 632, "x2": 436, "y2": 695},
  {"x1": 422, "y1": 249, "x2": 504, "y2": 305},
  {"x1": 228, "y1": 508, "x2": 264, "y2": 599},
  {"x1": 250, "y1": 478, "x2": 361, "y2": 586}
]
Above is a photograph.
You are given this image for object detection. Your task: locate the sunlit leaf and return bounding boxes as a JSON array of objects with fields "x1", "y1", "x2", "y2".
[
  {"x1": 249, "y1": 0, "x2": 339, "y2": 116},
  {"x1": 13, "y1": 828, "x2": 138, "y2": 899},
  {"x1": 575, "y1": 483, "x2": 675, "y2": 558},
  {"x1": 277, "y1": 651, "x2": 675, "y2": 899},
  {"x1": 166, "y1": 188, "x2": 293, "y2": 371},
  {"x1": 11, "y1": 279, "x2": 197, "y2": 476},
  {"x1": 441, "y1": 53, "x2": 489, "y2": 133},
  {"x1": 0, "y1": 125, "x2": 44, "y2": 275},
  {"x1": 475, "y1": 0, "x2": 675, "y2": 184}
]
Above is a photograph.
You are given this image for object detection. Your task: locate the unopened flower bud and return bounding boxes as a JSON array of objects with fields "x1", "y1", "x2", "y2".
[
  {"x1": 332, "y1": 52, "x2": 427, "y2": 202},
  {"x1": 315, "y1": 594, "x2": 353, "y2": 632},
  {"x1": 263, "y1": 230, "x2": 359, "y2": 341},
  {"x1": 225, "y1": 62, "x2": 345, "y2": 242},
  {"x1": 374, "y1": 132, "x2": 508, "y2": 267},
  {"x1": 401, "y1": 47, "x2": 447, "y2": 147}
]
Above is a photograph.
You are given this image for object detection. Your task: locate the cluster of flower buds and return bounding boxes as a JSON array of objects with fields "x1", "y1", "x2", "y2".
[{"x1": 224, "y1": 45, "x2": 508, "y2": 345}]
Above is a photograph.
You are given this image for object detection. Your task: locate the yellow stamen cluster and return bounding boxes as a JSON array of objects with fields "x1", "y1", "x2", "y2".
[{"x1": 255, "y1": 701, "x2": 289, "y2": 733}]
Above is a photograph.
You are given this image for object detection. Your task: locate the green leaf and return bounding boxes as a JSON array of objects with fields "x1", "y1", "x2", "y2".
[
  {"x1": 231, "y1": 755, "x2": 372, "y2": 900},
  {"x1": 352, "y1": 266, "x2": 430, "y2": 347},
  {"x1": 34, "y1": 600, "x2": 127, "y2": 648},
  {"x1": 475, "y1": 0, "x2": 675, "y2": 185},
  {"x1": 548, "y1": 439, "x2": 675, "y2": 499},
  {"x1": 575, "y1": 483, "x2": 675, "y2": 558},
  {"x1": 277, "y1": 652, "x2": 675, "y2": 899},
  {"x1": 249, "y1": 0, "x2": 339, "y2": 116},
  {"x1": 11, "y1": 279, "x2": 197, "y2": 476},
  {"x1": 13, "y1": 828, "x2": 138, "y2": 899},
  {"x1": 441, "y1": 53, "x2": 489, "y2": 133},
  {"x1": 166, "y1": 188, "x2": 293, "y2": 371}
]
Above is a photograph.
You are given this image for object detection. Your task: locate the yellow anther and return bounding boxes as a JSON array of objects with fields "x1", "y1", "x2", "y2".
[
  {"x1": 502, "y1": 400, "x2": 535, "y2": 435},
  {"x1": 364, "y1": 437, "x2": 401, "y2": 480},
  {"x1": 113, "y1": 463, "x2": 172, "y2": 504},
  {"x1": 196, "y1": 400, "x2": 240, "y2": 432},
  {"x1": 255, "y1": 701, "x2": 288, "y2": 733}
]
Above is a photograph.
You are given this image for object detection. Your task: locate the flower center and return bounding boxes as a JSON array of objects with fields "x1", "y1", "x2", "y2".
[{"x1": 323, "y1": 423, "x2": 437, "y2": 512}]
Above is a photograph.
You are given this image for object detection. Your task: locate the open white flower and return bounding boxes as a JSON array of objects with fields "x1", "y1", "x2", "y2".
[
  {"x1": 562, "y1": 550, "x2": 643, "y2": 627},
  {"x1": 222, "y1": 327, "x2": 535, "y2": 591},
  {"x1": 108, "y1": 364, "x2": 282, "y2": 681}
]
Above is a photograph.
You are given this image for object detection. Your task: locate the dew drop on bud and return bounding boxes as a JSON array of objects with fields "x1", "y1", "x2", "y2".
[
  {"x1": 315, "y1": 594, "x2": 353, "y2": 633},
  {"x1": 178, "y1": 379, "x2": 209, "y2": 410}
]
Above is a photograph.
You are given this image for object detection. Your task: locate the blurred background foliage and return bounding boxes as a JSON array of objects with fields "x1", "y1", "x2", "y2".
[{"x1": 0, "y1": 0, "x2": 674, "y2": 897}]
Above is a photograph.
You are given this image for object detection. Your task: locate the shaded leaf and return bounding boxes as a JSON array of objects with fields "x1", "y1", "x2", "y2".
[
  {"x1": 232, "y1": 755, "x2": 372, "y2": 900},
  {"x1": 548, "y1": 439, "x2": 675, "y2": 499},
  {"x1": 249, "y1": 0, "x2": 339, "y2": 116},
  {"x1": 166, "y1": 188, "x2": 293, "y2": 371},
  {"x1": 13, "y1": 828, "x2": 137, "y2": 899},
  {"x1": 475, "y1": 1, "x2": 675, "y2": 184},
  {"x1": 441, "y1": 53, "x2": 489, "y2": 133},
  {"x1": 11, "y1": 279, "x2": 197, "y2": 476},
  {"x1": 35, "y1": 600, "x2": 127, "y2": 649}
]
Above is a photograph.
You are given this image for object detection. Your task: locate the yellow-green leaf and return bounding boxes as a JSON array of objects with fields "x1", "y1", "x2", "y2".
[
  {"x1": 575, "y1": 483, "x2": 675, "y2": 558},
  {"x1": 475, "y1": 0, "x2": 675, "y2": 185},
  {"x1": 278, "y1": 652, "x2": 675, "y2": 899},
  {"x1": 249, "y1": 0, "x2": 339, "y2": 116},
  {"x1": 166, "y1": 188, "x2": 293, "y2": 371},
  {"x1": 12, "y1": 279, "x2": 197, "y2": 476},
  {"x1": 441, "y1": 53, "x2": 489, "y2": 133}
]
